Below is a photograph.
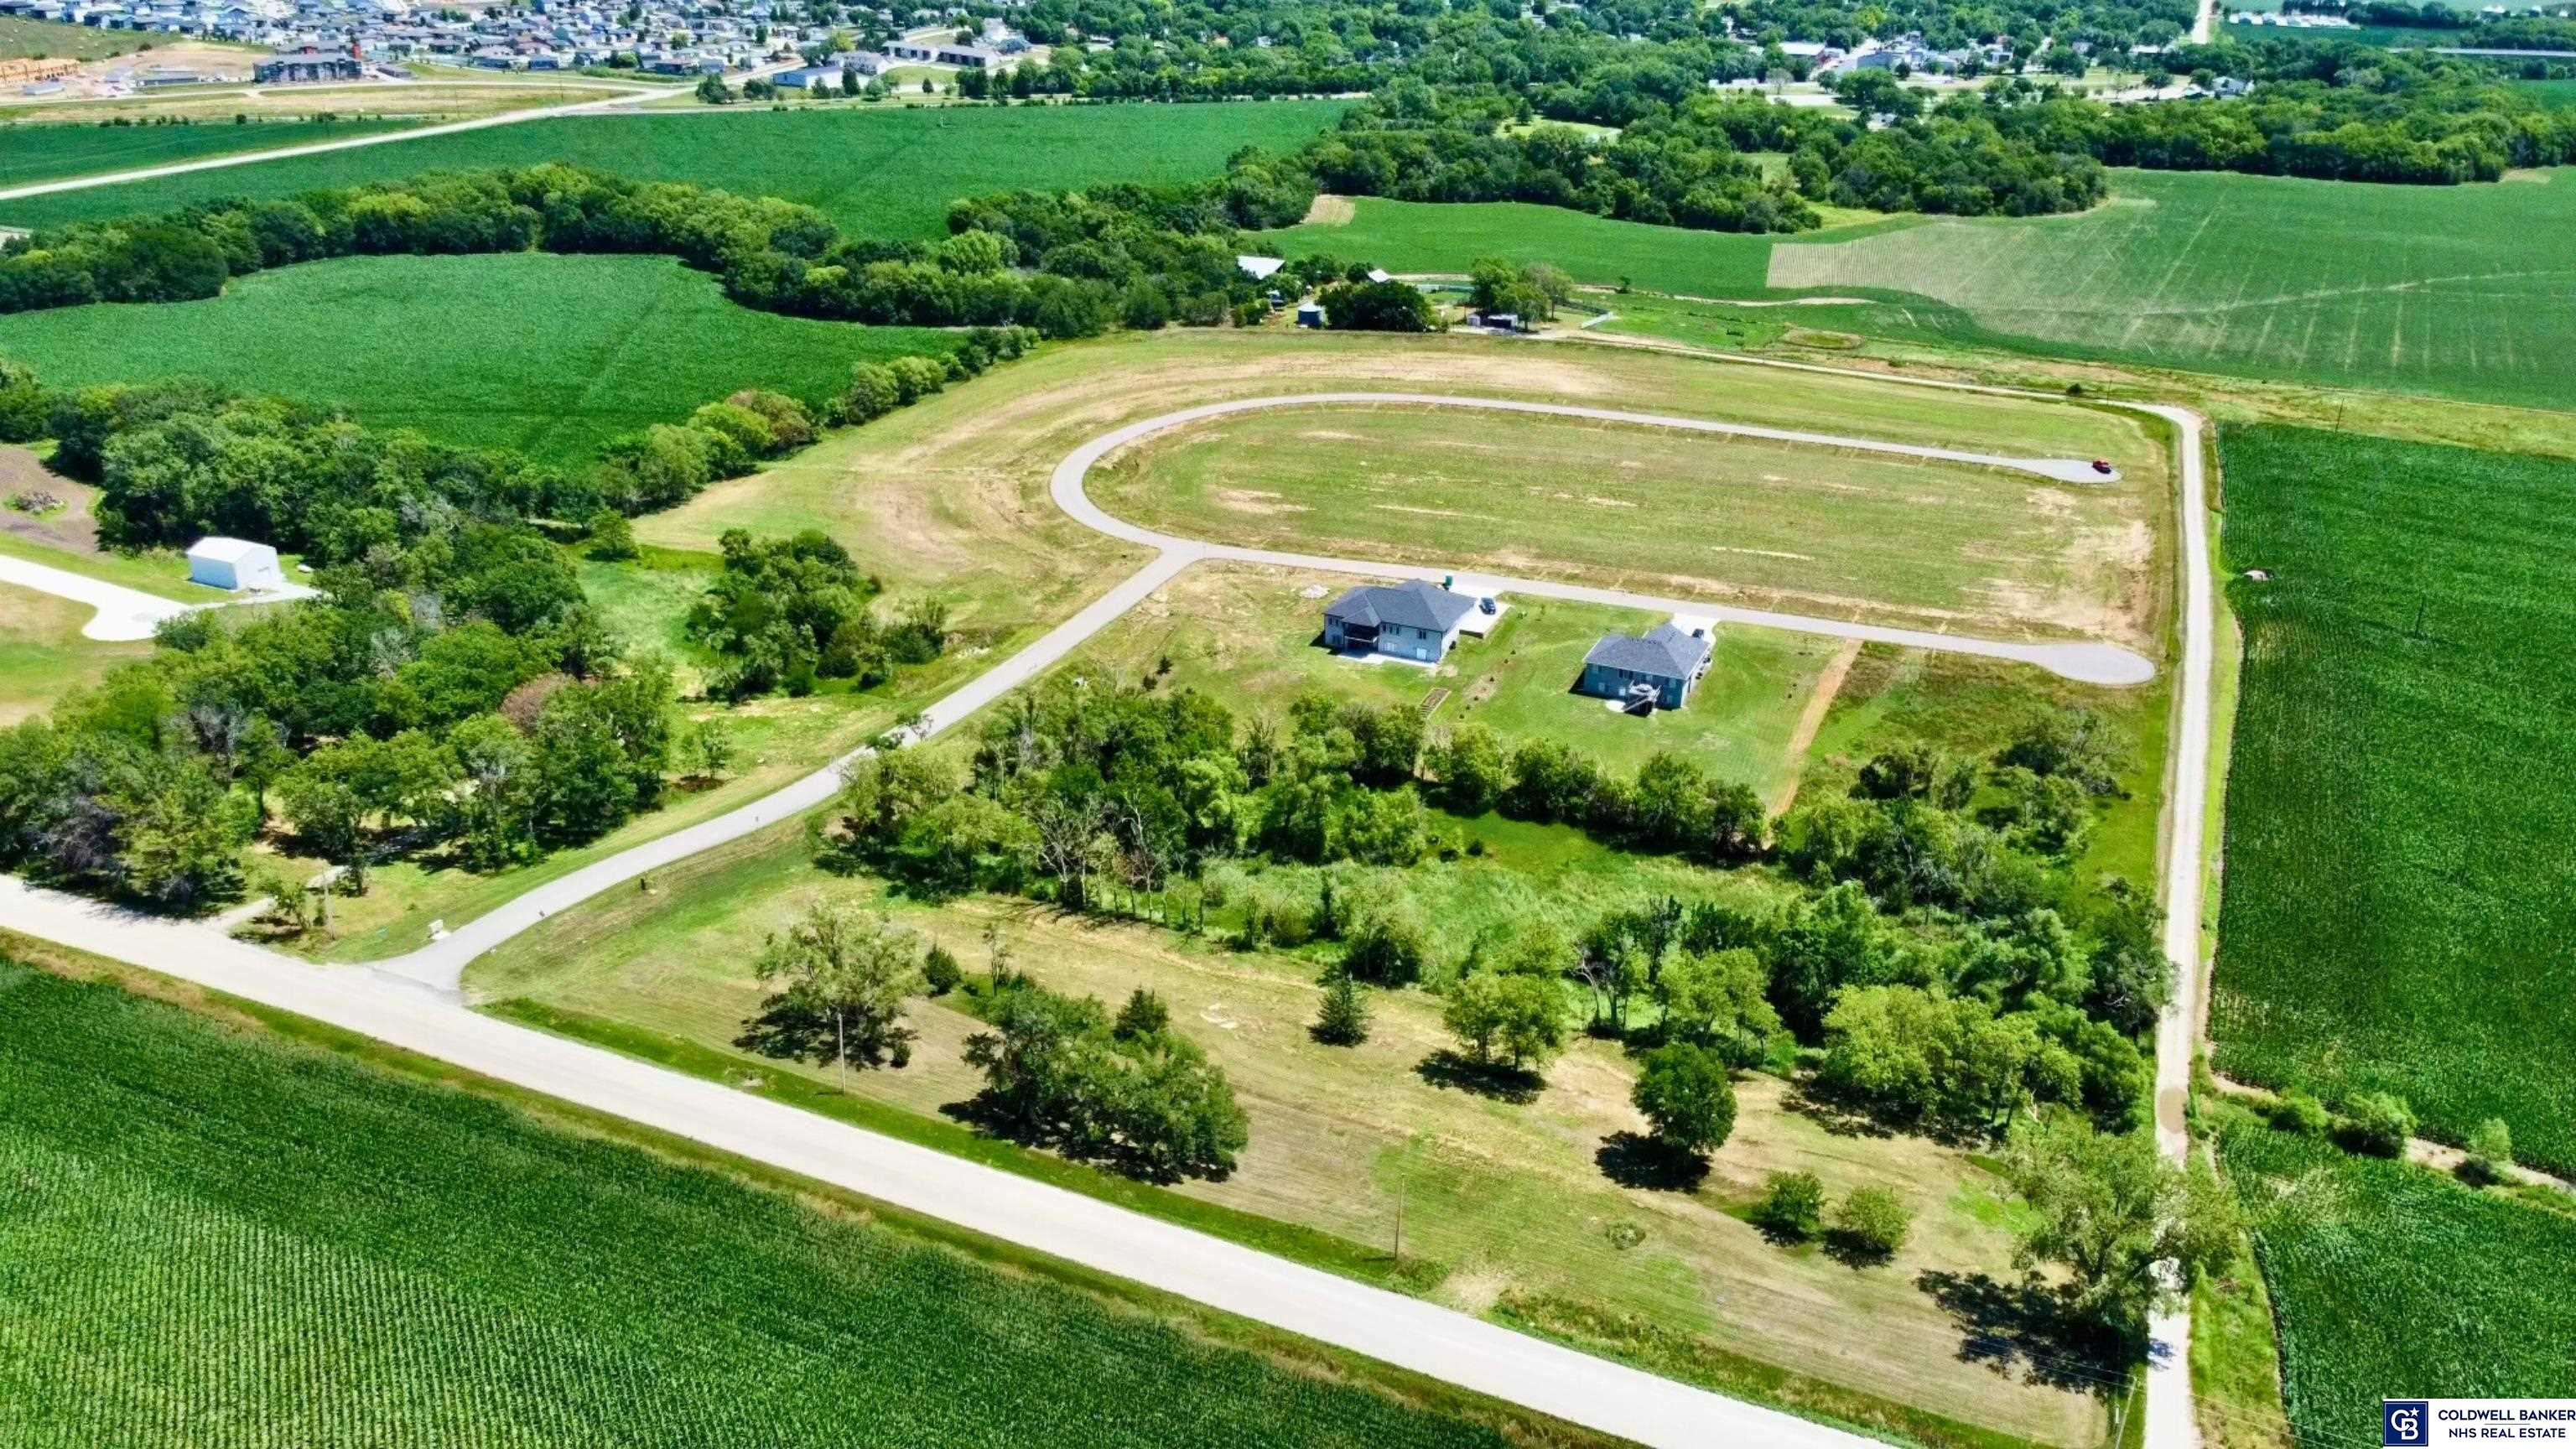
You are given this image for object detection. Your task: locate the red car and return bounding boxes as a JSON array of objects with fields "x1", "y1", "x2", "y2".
[{"x1": 2090, "y1": 458, "x2": 2116, "y2": 475}]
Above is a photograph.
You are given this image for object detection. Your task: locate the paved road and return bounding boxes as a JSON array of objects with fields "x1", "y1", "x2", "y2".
[
  {"x1": 0, "y1": 552, "x2": 311, "y2": 640},
  {"x1": 1051, "y1": 392, "x2": 2154, "y2": 686},
  {"x1": 0, "y1": 873, "x2": 1862, "y2": 1449}
]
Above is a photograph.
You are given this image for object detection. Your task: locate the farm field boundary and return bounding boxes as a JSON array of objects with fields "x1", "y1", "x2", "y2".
[
  {"x1": 2208, "y1": 423, "x2": 2576, "y2": 1172},
  {"x1": 0, "y1": 99, "x2": 1354, "y2": 236},
  {"x1": 0, "y1": 948, "x2": 1604, "y2": 1449}
]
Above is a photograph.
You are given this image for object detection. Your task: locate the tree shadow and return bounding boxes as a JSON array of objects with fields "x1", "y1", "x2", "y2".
[
  {"x1": 733, "y1": 995, "x2": 911, "y2": 1071},
  {"x1": 1823, "y1": 1229, "x2": 1897, "y2": 1270},
  {"x1": 1595, "y1": 1131, "x2": 1710, "y2": 1192},
  {"x1": 1915, "y1": 1270, "x2": 2128, "y2": 1393},
  {"x1": 1780, "y1": 1085, "x2": 1900, "y2": 1140},
  {"x1": 1414, "y1": 1049, "x2": 1543, "y2": 1104}
]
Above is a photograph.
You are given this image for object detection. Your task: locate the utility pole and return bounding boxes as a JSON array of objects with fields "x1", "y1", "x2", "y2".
[{"x1": 1392, "y1": 1180, "x2": 1406, "y2": 1266}]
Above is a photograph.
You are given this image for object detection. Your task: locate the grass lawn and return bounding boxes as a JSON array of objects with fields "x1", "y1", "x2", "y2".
[
  {"x1": 0, "y1": 953, "x2": 1570, "y2": 1449},
  {"x1": 0, "y1": 99, "x2": 1352, "y2": 236},
  {"x1": 1769, "y1": 167, "x2": 2576, "y2": 412},
  {"x1": 0, "y1": 580, "x2": 147, "y2": 725},
  {"x1": 0, "y1": 118, "x2": 406, "y2": 186},
  {"x1": 0, "y1": 252, "x2": 959, "y2": 465},
  {"x1": 0, "y1": 13, "x2": 178, "y2": 60},
  {"x1": 469, "y1": 822, "x2": 2110, "y2": 1449},
  {"x1": 1062, "y1": 562, "x2": 1845, "y2": 802},
  {"x1": 2521, "y1": 78, "x2": 2576, "y2": 110},
  {"x1": 0, "y1": 528, "x2": 228, "y2": 603},
  {"x1": 2213, "y1": 1103, "x2": 2576, "y2": 1449},
  {"x1": 1263, "y1": 196, "x2": 1832, "y2": 297},
  {"x1": 2208, "y1": 425, "x2": 2576, "y2": 1174},
  {"x1": 1084, "y1": 397, "x2": 2165, "y2": 649}
]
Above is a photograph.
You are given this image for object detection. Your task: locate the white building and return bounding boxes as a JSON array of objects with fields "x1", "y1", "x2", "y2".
[{"x1": 186, "y1": 537, "x2": 283, "y2": 591}]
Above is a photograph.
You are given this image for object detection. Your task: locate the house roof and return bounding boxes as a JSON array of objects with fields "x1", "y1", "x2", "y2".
[
  {"x1": 1583, "y1": 622, "x2": 1711, "y2": 680},
  {"x1": 1324, "y1": 579, "x2": 1475, "y2": 633},
  {"x1": 1236, "y1": 254, "x2": 1285, "y2": 280},
  {"x1": 187, "y1": 536, "x2": 273, "y2": 563}
]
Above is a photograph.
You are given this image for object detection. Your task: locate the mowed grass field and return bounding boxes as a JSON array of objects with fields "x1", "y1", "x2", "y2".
[
  {"x1": 2214, "y1": 1107, "x2": 2576, "y2": 1449},
  {"x1": 0, "y1": 252, "x2": 958, "y2": 463},
  {"x1": 0, "y1": 119, "x2": 407, "y2": 187},
  {"x1": 1267, "y1": 196, "x2": 1808, "y2": 297},
  {"x1": 1769, "y1": 168, "x2": 2576, "y2": 411},
  {"x1": 1084, "y1": 398, "x2": 2165, "y2": 647},
  {"x1": 0, "y1": 958, "x2": 1543, "y2": 1449},
  {"x1": 1055, "y1": 563, "x2": 1847, "y2": 800},
  {"x1": 0, "y1": 100, "x2": 1352, "y2": 236},
  {"x1": 0, "y1": 581, "x2": 147, "y2": 725},
  {"x1": 2209, "y1": 424, "x2": 2576, "y2": 1173},
  {"x1": 470, "y1": 824, "x2": 2107, "y2": 1449}
]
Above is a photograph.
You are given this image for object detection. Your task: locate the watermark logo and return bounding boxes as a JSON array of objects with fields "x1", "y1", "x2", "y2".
[{"x1": 2386, "y1": 1401, "x2": 2429, "y2": 1446}]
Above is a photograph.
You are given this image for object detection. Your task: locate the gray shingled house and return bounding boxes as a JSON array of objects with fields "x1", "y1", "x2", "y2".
[
  {"x1": 1321, "y1": 580, "x2": 1476, "y2": 662},
  {"x1": 1579, "y1": 622, "x2": 1713, "y2": 709}
]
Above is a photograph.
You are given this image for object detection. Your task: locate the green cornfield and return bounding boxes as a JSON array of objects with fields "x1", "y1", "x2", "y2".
[
  {"x1": 0, "y1": 962, "x2": 1520, "y2": 1449},
  {"x1": 2210, "y1": 424, "x2": 2576, "y2": 1174},
  {"x1": 0, "y1": 252, "x2": 958, "y2": 464},
  {"x1": 2217, "y1": 1114, "x2": 2576, "y2": 1449},
  {"x1": 0, "y1": 101, "x2": 1351, "y2": 237}
]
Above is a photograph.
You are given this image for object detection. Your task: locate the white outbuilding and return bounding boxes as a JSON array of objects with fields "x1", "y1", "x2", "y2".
[{"x1": 186, "y1": 537, "x2": 284, "y2": 592}]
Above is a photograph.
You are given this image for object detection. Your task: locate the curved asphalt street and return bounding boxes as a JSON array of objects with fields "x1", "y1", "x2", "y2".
[{"x1": 0, "y1": 377, "x2": 2215, "y2": 1449}]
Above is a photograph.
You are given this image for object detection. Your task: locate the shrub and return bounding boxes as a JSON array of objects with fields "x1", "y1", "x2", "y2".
[
  {"x1": 2272, "y1": 1088, "x2": 2330, "y2": 1136},
  {"x1": 922, "y1": 943, "x2": 963, "y2": 996},
  {"x1": 1114, "y1": 987, "x2": 1171, "y2": 1041},
  {"x1": 1312, "y1": 970, "x2": 1371, "y2": 1046},
  {"x1": 2460, "y1": 1116, "x2": 2514, "y2": 1185},
  {"x1": 1829, "y1": 1186, "x2": 1913, "y2": 1261},
  {"x1": 1753, "y1": 1171, "x2": 1825, "y2": 1242},
  {"x1": 2341, "y1": 1090, "x2": 2418, "y2": 1157},
  {"x1": 585, "y1": 508, "x2": 638, "y2": 560}
]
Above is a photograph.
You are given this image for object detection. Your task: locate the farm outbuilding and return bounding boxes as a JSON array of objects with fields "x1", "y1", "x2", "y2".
[
  {"x1": 1295, "y1": 302, "x2": 1326, "y2": 328},
  {"x1": 186, "y1": 537, "x2": 284, "y2": 592}
]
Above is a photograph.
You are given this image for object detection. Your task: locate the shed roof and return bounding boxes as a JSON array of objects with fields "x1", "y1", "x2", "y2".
[
  {"x1": 187, "y1": 536, "x2": 272, "y2": 563},
  {"x1": 1236, "y1": 254, "x2": 1285, "y2": 280},
  {"x1": 1583, "y1": 622, "x2": 1711, "y2": 680},
  {"x1": 1324, "y1": 579, "x2": 1475, "y2": 634}
]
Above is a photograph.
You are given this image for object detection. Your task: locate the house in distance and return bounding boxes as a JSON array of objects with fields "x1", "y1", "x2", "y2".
[
  {"x1": 1579, "y1": 621, "x2": 1714, "y2": 710},
  {"x1": 1321, "y1": 579, "x2": 1479, "y2": 663}
]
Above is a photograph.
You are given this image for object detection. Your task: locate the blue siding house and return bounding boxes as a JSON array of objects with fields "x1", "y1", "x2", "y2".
[
  {"x1": 1579, "y1": 622, "x2": 1713, "y2": 709},
  {"x1": 1321, "y1": 580, "x2": 1475, "y2": 662}
]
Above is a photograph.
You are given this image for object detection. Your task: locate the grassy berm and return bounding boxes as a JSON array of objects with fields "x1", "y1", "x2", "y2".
[{"x1": 0, "y1": 958, "x2": 1550, "y2": 1449}]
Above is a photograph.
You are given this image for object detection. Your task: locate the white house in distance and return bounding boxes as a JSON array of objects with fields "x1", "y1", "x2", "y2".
[{"x1": 186, "y1": 537, "x2": 284, "y2": 592}]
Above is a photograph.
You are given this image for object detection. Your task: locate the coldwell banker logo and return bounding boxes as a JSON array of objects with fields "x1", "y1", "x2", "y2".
[{"x1": 2387, "y1": 1401, "x2": 2431, "y2": 1446}]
